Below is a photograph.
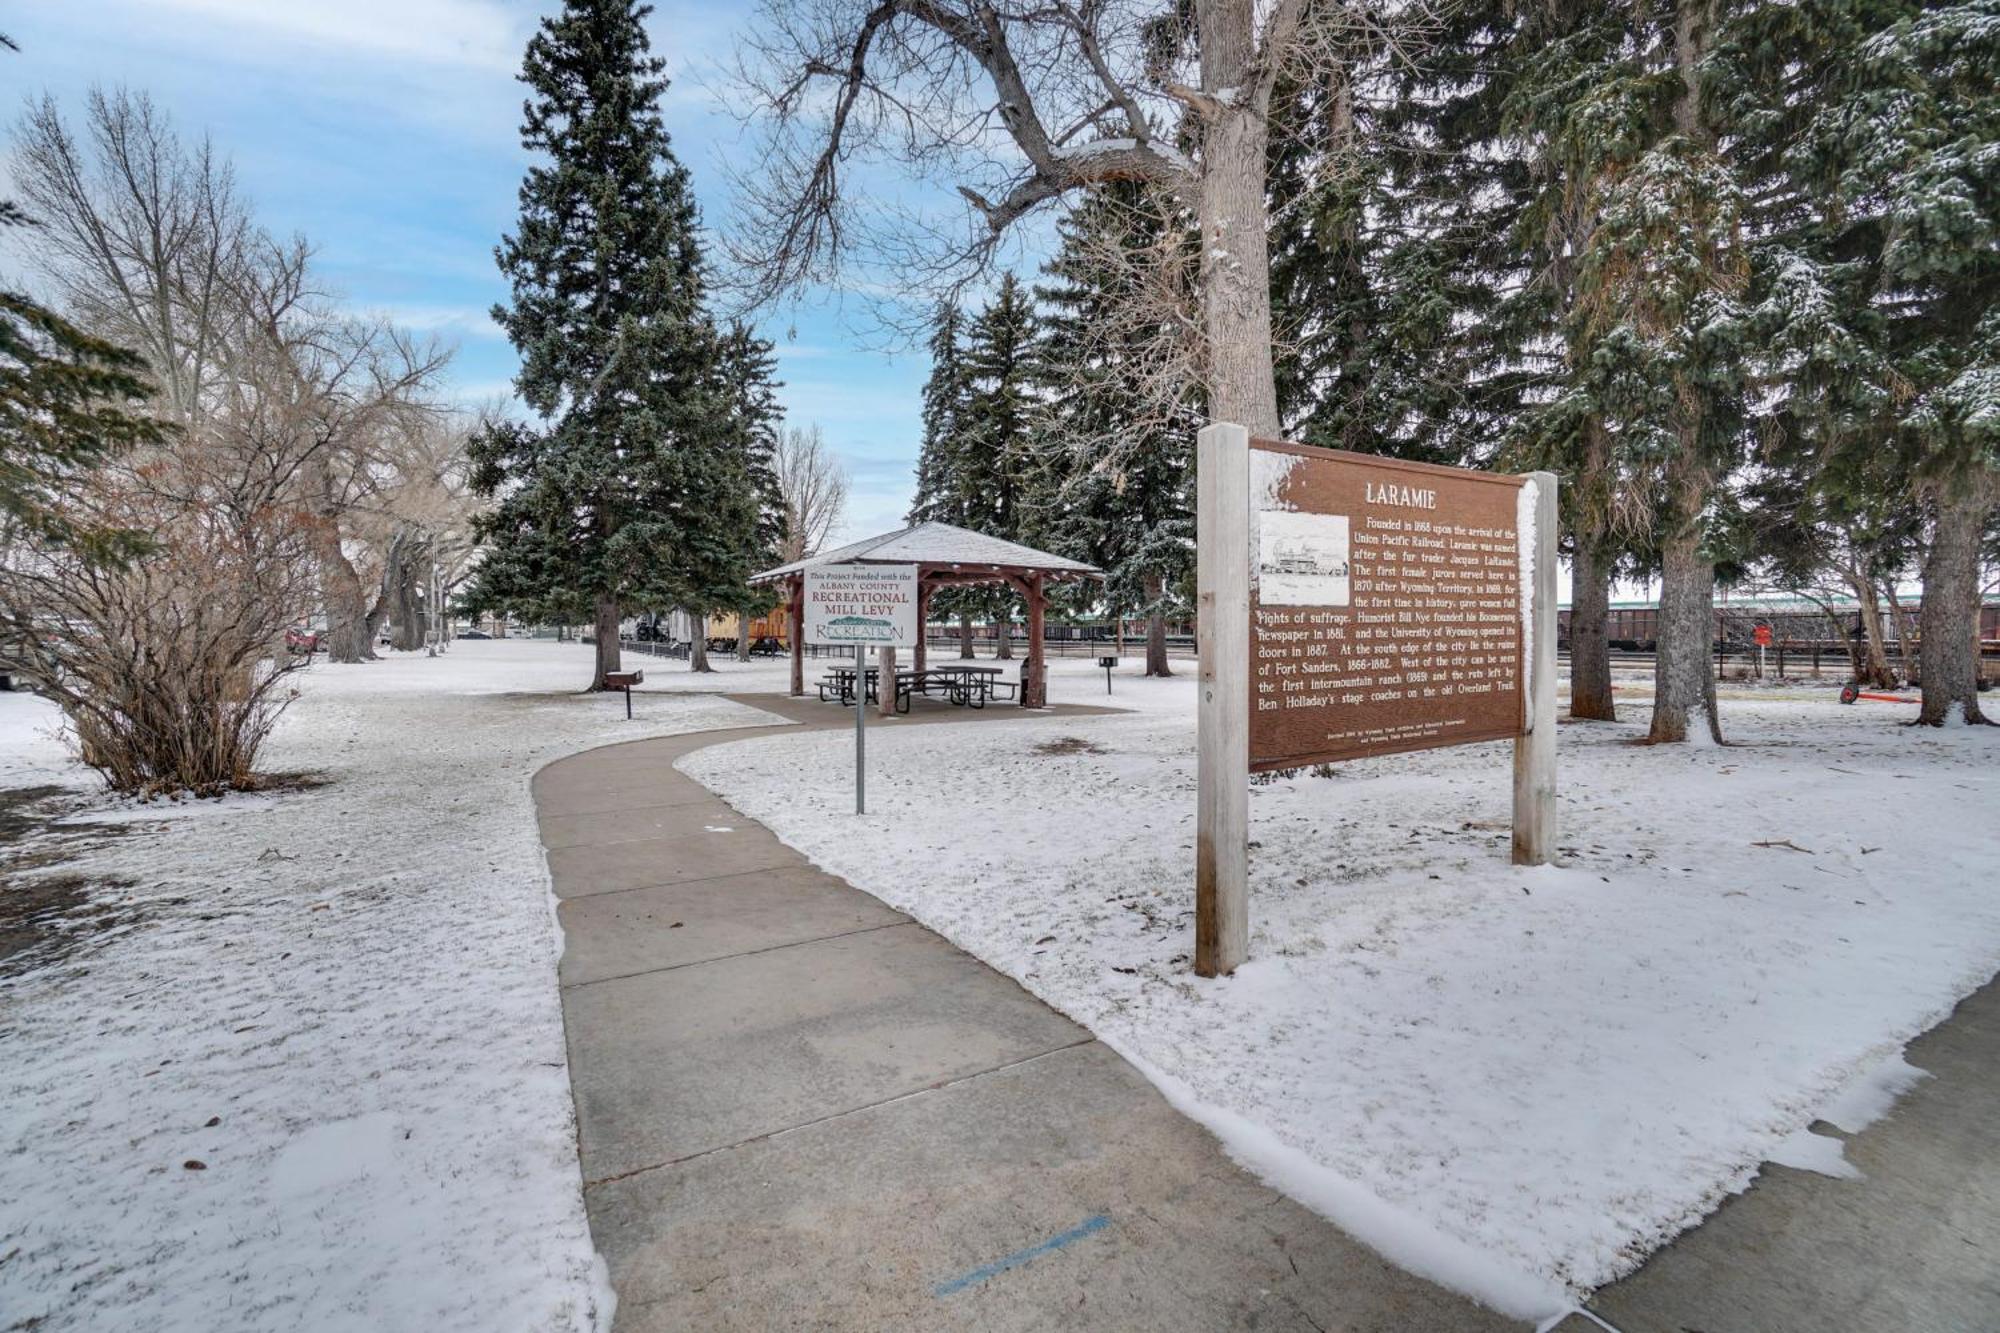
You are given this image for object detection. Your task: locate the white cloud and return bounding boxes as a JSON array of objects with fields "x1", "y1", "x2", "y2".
[
  {"x1": 374, "y1": 302, "x2": 509, "y2": 342},
  {"x1": 133, "y1": 0, "x2": 528, "y2": 72}
]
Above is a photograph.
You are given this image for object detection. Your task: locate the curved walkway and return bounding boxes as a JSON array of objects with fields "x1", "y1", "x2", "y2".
[{"x1": 535, "y1": 693, "x2": 1517, "y2": 1332}]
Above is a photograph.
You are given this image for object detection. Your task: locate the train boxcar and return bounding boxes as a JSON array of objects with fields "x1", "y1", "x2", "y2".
[{"x1": 1556, "y1": 594, "x2": 2000, "y2": 658}]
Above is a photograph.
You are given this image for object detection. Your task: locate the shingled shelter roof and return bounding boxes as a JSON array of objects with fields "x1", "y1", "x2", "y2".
[{"x1": 751, "y1": 521, "x2": 1101, "y2": 584}]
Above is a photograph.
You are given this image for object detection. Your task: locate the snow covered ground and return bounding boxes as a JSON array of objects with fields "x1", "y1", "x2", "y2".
[
  {"x1": 0, "y1": 641, "x2": 783, "y2": 1333},
  {"x1": 684, "y1": 657, "x2": 2000, "y2": 1320}
]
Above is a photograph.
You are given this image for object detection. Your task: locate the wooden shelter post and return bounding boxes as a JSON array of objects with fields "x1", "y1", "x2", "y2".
[
  {"x1": 914, "y1": 578, "x2": 930, "y2": 673},
  {"x1": 788, "y1": 575, "x2": 805, "y2": 697},
  {"x1": 878, "y1": 644, "x2": 898, "y2": 718},
  {"x1": 1024, "y1": 574, "x2": 1047, "y2": 707}
]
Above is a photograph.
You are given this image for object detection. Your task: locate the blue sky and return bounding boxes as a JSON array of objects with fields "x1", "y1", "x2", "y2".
[{"x1": 2, "y1": 0, "x2": 989, "y2": 541}]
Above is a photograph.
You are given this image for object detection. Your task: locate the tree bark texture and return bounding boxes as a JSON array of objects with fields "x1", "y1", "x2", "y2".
[
  {"x1": 1648, "y1": 530, "x2": 1723, "y2": 743},
  {"x1": 1568, "y1": 541, "x2": 1616, "y2": 721},
  {"x1": 1197, "y1": 0, "x2": 1281, "y2": 437},
  {"x1": 687, "y1": 609, "x2": 711, "y2": 673},
  {"x1": 1917, "y1": 481, "x2": 1995, "y2": 725},
  {"x1": 1144, "y1": 575, "x2": 1171, "y2": 677},
  {"x1": 592, "y1": 596, "x2": 622, "y2": 690},
  {"x1": 1847, "y1": 573, "x2": 1899, "y2": 689}
]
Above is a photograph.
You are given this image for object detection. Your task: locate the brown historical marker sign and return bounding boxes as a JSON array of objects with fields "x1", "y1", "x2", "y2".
[{"x1": 1248, "y1": 438, "x2": 1531, "y2": 771}]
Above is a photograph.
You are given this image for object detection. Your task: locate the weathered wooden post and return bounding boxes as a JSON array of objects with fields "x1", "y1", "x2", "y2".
[
  {"x1": 878, "y1": 644, "x2": 897, "y2": 717},
  {"x1": 1512, "y1": 471, "x2": 1558, "y2": 865},
  {"x1": 1196, "y1": 422, "x2": 1250, "y2": 977},
  {"x1": 1024, "y1": 573, "x2": 1047, "y2": 707}
]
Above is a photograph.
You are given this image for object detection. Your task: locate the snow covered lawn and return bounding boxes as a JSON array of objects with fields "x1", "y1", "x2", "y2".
[
  {"x1": 683, "y1": 659, "x2": 2000, "y2": 1319},
  {"x1": 0, "y1": 641, "x2": 781, "y2": 1332}
]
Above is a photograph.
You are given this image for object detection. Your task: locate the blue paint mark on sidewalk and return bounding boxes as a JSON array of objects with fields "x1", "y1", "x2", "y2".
[{"x1": 933, "y1": 1214, "x2": 1112, "y2": 1297}]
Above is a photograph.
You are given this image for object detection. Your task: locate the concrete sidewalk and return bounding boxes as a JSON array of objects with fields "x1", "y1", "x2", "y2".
[
  {"x1": 536, "y1": 693, "x2": 1520, "y2": 1332},
  {"x1": 1554, "y1": 975, "x2": 2000, "y2": 1333}
]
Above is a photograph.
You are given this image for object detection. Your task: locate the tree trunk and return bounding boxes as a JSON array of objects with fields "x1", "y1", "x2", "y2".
[
  {"x1": 1916, "y1": 481, "x2": 1995, "y2": 725},
  {"x1": 310, "y1": 520, "x2": 373, "y2": 663},
  {"x1": 591, "y1": 597, "x2": 622, "y2": 689},
  {"x1": 687, "y1": 609, "x2": 712, "y2": 673},
  {"x1": 1197, "y1": 0, "x2": 1281, "y2": 437},
  {"x1": 1885, "y1": 584, "x2": 1920, "y2": 683},
  {"x1": 737, "y1": 603, "x2": 754, "y2": 662},
  {"x1": 392, "y1": 554, "x2": 426, "y2": 652},
  {"x1": 958, "y1": 613, "x2": 975, "y2": 659},
  {"x1": 1143, "y1": 574, "x2": 1172, "y2": 677},
  {"x1": 993, "y1": 597, "x2": 1013, "y2": 660},
  {"x1": 878, "y1": 644, "x2": 897, "y2": 717},
  {"x1": 1568, "y1": 540, "x2": 1616, "y2": 721},
  {"x1": 1846, "y1": 572, "x2": 1899, "y2": 688},
  {"x1": 1648, "y1": 532, "x2": 1723, "y2": 743},
  {"x1": 1022, "y1": 574, "x2": 1046, "y2": 707}
]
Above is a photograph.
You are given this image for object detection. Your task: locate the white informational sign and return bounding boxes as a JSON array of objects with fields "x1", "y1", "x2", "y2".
[{"x1": 804, "y1": 563, "x2": 919, "y2": 648}]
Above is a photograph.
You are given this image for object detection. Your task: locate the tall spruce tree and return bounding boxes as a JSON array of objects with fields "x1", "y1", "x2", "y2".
[
  {"x1": 908, "y1": 300, "x2": 982, "y2": 654},
  {"x1": 1032, "y1": 188, "x2": 1196, "y2": 677},
  {"x1": 908, "y1": 278, "x2": 1041, "y2": 659},
  {"x1": 1718, "y1": 0, "x2": 1999, "y2": 724},
  {"x1": 716, "y1": 321, "x2": 786, "y2": 663},
  {"x1": 466, "y1": 0, "x2": 745, "y2": 689},
  {"x1": 909, "y1": 301, "x2": 967, "y2": 525},
  {"x1": 1501, "y1": 3, "x2": 1753, "y2": 743},
  {"x1": 953, "y1": 272, "x2": 1040, "y2": 659}
]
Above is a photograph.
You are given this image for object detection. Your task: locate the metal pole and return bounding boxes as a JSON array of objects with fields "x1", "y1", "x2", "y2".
[{"x1": 854, "y1": 641, "x2": 866, "y2": 814}]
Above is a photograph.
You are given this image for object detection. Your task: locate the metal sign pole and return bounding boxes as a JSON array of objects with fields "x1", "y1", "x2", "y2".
[{"x1": 854, "y1": 641, "x2": 866, "y2": 814}]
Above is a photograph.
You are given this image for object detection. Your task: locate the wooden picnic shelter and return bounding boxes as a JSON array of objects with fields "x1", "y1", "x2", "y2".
[{"x1": 751, "y1": 522, "x2": 1103, "y2": 709}]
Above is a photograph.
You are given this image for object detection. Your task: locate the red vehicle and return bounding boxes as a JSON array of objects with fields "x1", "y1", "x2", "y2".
[{"x1": 284, "y1": 625, "x2": 323, "y2": 656}]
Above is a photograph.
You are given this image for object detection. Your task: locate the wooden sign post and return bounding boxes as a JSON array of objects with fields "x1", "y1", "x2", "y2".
[
  {"x1": 1196, "y1": 423, "x2": 1251, "y2": 978},
  {"x1": 1194, "y1": 423, "x2": 1557, "y2": 977}
]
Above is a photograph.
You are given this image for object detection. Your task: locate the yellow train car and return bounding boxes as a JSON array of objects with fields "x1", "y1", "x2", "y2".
[{"x1": 705, "y1": 606, "x2": 791, "y2": 648}]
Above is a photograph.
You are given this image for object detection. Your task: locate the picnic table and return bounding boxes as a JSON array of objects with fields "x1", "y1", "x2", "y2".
[{"x1": 818, "y1": 664, "x2": 1013, "y2": 712}]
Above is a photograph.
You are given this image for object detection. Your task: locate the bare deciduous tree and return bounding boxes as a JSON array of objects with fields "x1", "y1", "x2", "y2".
[
  {"x1": 773, "y1": 423, "x2": 847, "y2": 561},
  {"x1": 728, "y1": 0, "x2": 1425, "y2": 434},
  {"x1": 12, "y1": 90, "x2": 452, "y2": 664}
]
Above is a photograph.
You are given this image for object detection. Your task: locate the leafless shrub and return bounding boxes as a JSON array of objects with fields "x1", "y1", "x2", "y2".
[{"x1": 0, "y1": 464, "x2": 312, "y2": 797}]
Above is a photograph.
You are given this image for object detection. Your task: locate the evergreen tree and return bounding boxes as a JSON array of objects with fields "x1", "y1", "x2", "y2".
[
  {"x1": 907, "y1": 278, "x2": 1042, "y2": 658},
  {"x1": 1267, "y1": 34, "x2": 1518, "y2": 469},
  {"x1": 0, "y1": 34, "x2": 164, "y2": 563},
  {"x1": 715, "y1": 321, "x2": 786, "y2": 663},
  {"x1": 0, "y1": 292, "x2": 164, "y2": 563},
  {"x1": 909, "y1": 301, "x2": 967, "y2": 524},
  {"x1": 1498, "y1": 3, "x2": 1753, "y2": 743},
  {"x1": 908, "y1": 300, "x2": 980, "y2": 654},
  {"x1": 1718, "y1": 0, "x2": 1999, "y2": 724},
  {"x1": 465, "y1": 0, "x2": 745, "y2": 689},
  {"x1": 952, "y1": 272, "x2": 1040, "y2": 658},
  {"x1": 1032, "y1": 187, "x2": 1196, "y2": 677}
]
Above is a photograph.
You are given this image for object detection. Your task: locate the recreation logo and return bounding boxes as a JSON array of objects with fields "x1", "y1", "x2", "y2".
[{"x1": 819, "y1": 613, "x2": 897, "y2": 641}]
